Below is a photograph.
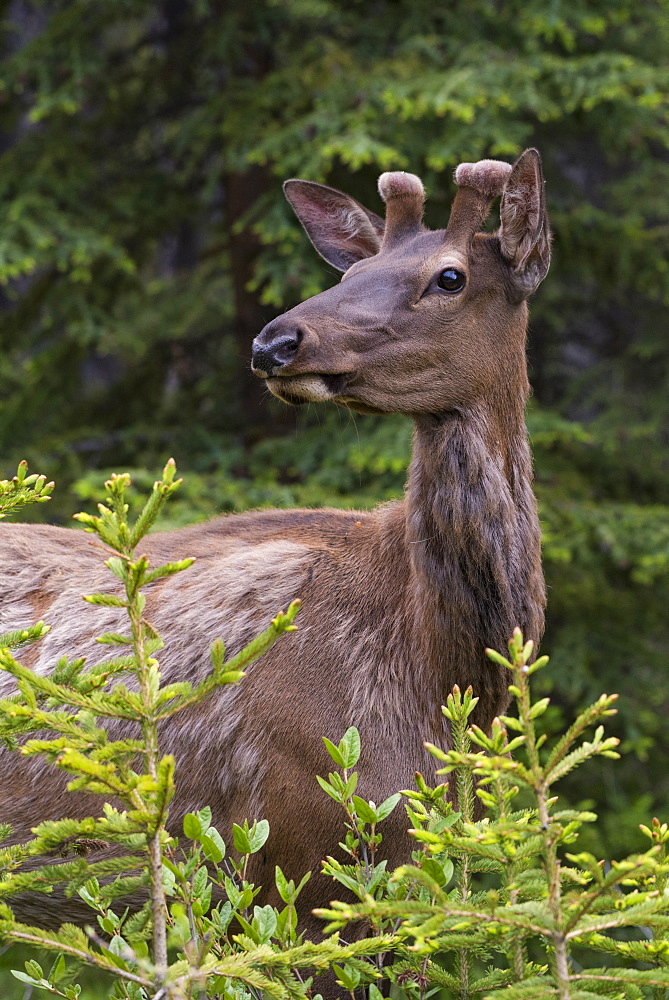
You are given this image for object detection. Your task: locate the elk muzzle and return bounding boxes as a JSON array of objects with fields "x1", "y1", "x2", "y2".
[{"x1": 252, "y1": 321, "x2": 303, "y2": 377}]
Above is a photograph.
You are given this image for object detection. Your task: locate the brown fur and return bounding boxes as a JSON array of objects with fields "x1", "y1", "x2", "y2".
[{"x1": 0, "y1": 150, "x2": 550, "y2": 931}]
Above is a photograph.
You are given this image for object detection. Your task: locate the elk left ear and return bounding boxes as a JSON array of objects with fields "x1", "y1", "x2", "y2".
[
  {"x1": 284, "y1": 179, "x2": 385, "y2": 272},
  {"x1": 499, "y1": 148, "x2": 551, "y2": 302}
]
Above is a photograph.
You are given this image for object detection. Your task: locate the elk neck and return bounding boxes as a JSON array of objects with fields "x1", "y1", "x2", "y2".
[{"x1": 402, "y1": 372, "x2": 545, "y2": 726}]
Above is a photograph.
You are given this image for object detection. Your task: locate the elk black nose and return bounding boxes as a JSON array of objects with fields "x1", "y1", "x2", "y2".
[{"x1": 251, "y1": 325, "x2": 302, "y2": 376}]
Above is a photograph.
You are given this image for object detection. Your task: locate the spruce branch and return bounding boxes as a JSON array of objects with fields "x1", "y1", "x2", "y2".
[
  {"x1": 0, "y1": 461, "x2": 314, "y2": 998},
  {"x1": 0, "y1": 461, "x2": 54, "y2": 520}
]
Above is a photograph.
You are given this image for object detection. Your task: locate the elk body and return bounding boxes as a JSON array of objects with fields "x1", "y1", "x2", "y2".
[{"x1": 0, "y1": 150, "x2": 550, "y2": 928}]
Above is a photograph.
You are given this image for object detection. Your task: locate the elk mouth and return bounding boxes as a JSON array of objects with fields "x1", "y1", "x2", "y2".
[{"x1": 266, "y1": 373, "x2": 352, "y2": 404}]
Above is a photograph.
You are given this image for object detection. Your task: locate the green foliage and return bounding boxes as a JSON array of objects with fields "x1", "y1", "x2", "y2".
[
  {"x1": 0, "y1": 0, "x2": 668, "y2": 930},
  {"x1": 0, "y1": 460, "x2": 54, "y2": 659},
  {"x1": 0, "y1": 460, "x2": 54, "y2": 521},
  {"x1": 319, "y1": 726, "x2": 402, "y2": 906},
  {"x1": 1, "y1": 463, "x2": 387, "y2": 999},
  {"x1": 317, "y1": 631, "x2": 669, "y2": 999},
  {"x1": 2, "y1": 464, "x2": 669, "y2": 999}
]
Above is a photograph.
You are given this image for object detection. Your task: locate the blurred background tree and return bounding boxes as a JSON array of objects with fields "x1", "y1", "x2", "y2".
[{"x1": 0, "y1": 0, "x2": 668, "y2": 856}]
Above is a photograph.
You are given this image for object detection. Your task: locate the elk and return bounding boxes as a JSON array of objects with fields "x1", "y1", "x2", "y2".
[{"x1": 0, "y1": 149, "x2": 549, "y2": 930}]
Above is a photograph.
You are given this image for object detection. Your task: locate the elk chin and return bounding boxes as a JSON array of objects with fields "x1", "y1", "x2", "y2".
[{"x1": 266, "y1": 373, "x2": 350, "y2": 405}]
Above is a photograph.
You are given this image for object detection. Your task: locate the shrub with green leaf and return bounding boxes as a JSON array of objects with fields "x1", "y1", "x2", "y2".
[
  {"x1": 1, "y1": 0, "x2": 668, "y2": 872},
  {"x1": 0, "y1": 463, "x2": 393, "y2": 998},
  {"x1": 318, "y1": 632, "x2": 669, "y2": 999},
  {"x1": 2, "y1": 464, "x2": 669, "y2": 999}
]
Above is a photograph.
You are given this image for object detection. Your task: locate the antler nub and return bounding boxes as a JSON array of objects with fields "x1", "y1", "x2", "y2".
[
  {"x1": 446, "y1": 157, "x2": 513, "y2": 245},
  {"x1": 378, "y1": 171, "x2": 425, "y2": 203},
  {"x1": 378, "y1": 171, "x2": 425, "y2": 250},
  {"x1": 454, "y1": 159, "x2": 512, "y2": 198}
]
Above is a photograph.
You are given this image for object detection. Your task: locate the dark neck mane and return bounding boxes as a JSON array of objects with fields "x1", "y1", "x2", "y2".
[{"x1": 405, "y1": 396, "x2": 544, "y2": 726}]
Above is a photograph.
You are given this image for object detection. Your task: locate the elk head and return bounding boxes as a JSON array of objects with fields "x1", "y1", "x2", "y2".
[{"x1": 251, "y1": 149, "x2": 550, "y2": 417}]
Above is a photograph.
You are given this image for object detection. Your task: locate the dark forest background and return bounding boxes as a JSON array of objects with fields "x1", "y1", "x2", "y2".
[{"x1": 1, "y1": 0, "x2": 668, "y2": 856}]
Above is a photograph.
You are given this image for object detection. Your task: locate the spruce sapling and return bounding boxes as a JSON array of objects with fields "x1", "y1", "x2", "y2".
[{"x1": 318, "y1": 629, "x2": 669, "y2": 999}]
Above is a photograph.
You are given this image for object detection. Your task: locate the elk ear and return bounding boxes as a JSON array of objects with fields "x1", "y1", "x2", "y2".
[
  {"x1": 284, "y1": 179, "x2": 384, "y2": 272},
  {"x1": 499, "y1": 148, "x2": 551, "y2": 302}
]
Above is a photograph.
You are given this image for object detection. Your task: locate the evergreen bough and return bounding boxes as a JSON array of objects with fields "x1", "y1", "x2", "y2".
[
  {"x1": 0, "y1": 463, "x2": 392, "y2": 999},
  {"x1": 1, "y1": 463, "x2": 668, "y2": 999},
  {"x1": 318, "y1": 634, "x2": 669, "y2": 999}
]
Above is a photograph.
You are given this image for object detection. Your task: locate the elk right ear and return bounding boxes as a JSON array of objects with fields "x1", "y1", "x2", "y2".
[
  {"x1": 499, "y1": 148, "x2": 551, "y2": 302},
  {"x1": 284, "y1": 179, "x2": 384, "y2": 272}
]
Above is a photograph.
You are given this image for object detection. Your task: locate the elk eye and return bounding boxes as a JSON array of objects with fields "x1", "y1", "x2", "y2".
[{"x1": 437, "y1": 268, "x2": 466, "y2": 293}]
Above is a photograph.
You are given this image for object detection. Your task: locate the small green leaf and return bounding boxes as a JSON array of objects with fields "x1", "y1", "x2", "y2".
[
  {"x1": 343, "y1": 771, "x2": 359, "y2": 797},
  {"x1": 316, "y1": 774, "x2": 342, "y2": 802},
  {"x1": 376, "y1": 792, "x2": 401, "y2": 820},
  {"x1": 201, "y1": 832, "x2": 224, "y2": 863},
  {"x1": 253, "y1": 903, "x2": 277, "y2": 943},
  {"x1": 248, "y1": 819, "x2": 270, "y2": 852},
  {"x1": 162, "y1": 857, "x2": 184, "y2": 882},
  {"x1": 352, "y1": 796, "x2": 378, "y2": 824},
  {"x1": 25, "y1": 960, "x2": 44, "y2": 980},
  {"x1": 183, "y1": 812, "x2": 202, "y2": 840},
  {"x1": 11, "y1": 971, "x2": 41, "y2": 987},
  {"x1": 275, "y1": 865, "x2": 292, "y2": 903},
  {"x1": 197, "y1": 806, "x2": 212, "y2": 828},
  {"x1": 323, "y1": 736, "x2": 345, "y2": 766},
  {"x1": 333, "y1": 963, "x2": 361, "y2": 990},
  {"x1": 193, "y1": 866, "x2": 208, "y2": 897},
  {"x1": 339, "y1": 727, "x2": 361, "y2": 767},
  {"x1": 48, "y1": 954, "x2": 67, "y2": 983},
  {"x1": 421, "y1": 857, "x2": 451, "y2": 886},
  {"x1": 232, "y1": 823, "x2": 251, "y2": 854},
  {"x1": 294, "y1": 870, "x2": 311, "y2": 899}
]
